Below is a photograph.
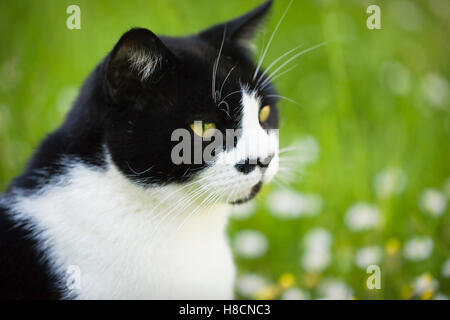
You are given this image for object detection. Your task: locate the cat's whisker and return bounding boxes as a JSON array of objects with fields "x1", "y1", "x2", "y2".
[
  {"x1": 259, "y1": 63, "x2": 298, "y2": 91},
  {"x1": 171, "y1": 192, "x2": 218, "y2": 240},
  {"x1": 218, "y1": 100, "x2": 231, "y2": 119},
  {"x1": 219, "y1": 89, "x2": 242, "y2": 106},
  {"x1": 253, "y1": 0, "x2": 294, "y2": 80},
  {"x1": 154, "y1": 178, "x2": 230, "y2": 239},
  {"x1": 176, "y1": 191, "x2": 222, "y2": 240},
  {"x1": 266, "y1": 94, "x2": 300, "y2": 106},
  {"x1": 255, "y1": 44, "x2": 304, "y2": 88},
  {"x1": 219, "y1": 65, "x2": 236, "y2": 102},
  {"x1": 212, "y1": 26, "x2": 227, "y2": 103},
  {"x1": 279, "y1": 145, "x2": 305, "y2": 153},
  {"x1": 277, "y1": 166, "x2": 306, "y2": 180},
  {"x1": 125, "y1": 161, "x2": 154, "y2": 176},
  {"x1": 272, "y1": 177, "x2": 295, "y2": 190},
  {"x1": 147, "y1": 174, "x2": 216, "y2": 221},
  {"x1": 151, "y1": 185, "x2": 209, "y2": 237},
  {"x1": 259, "y1": 40, "x2": 330, "y2": 89},
  {"x1": 150, "y1": 170, "x2": 237, "y2": 231}
]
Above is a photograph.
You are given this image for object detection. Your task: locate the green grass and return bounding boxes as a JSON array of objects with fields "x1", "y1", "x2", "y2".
[{"x1": 0, "y1": 0, "x2": 449, "y2": 299}]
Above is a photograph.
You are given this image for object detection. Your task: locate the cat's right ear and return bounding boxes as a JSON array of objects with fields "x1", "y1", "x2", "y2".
[{"x1": 106, "y1": 28, "x2": 176, "y2": 102}]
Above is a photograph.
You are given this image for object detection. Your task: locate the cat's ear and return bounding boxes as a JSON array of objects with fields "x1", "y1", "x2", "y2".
[
  {"x1": 106, "y1": 28, "x2": 176, "y2": 101},
  {"x1": 199, "y1": 0, "x2": 273, "y2": 51}
]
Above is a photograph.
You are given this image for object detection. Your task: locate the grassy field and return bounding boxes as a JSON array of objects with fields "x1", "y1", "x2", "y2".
[{"x1": 0, "y1": 0, "x2": 449, "y2": 299}]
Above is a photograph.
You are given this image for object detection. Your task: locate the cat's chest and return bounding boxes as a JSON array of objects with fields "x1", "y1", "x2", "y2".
[
  {"x1": 12, "y1": 163, "x2": 235, "y2": 299},
  {"x1": 71, "y1": 209, "x2": 235, "y2": 299}
]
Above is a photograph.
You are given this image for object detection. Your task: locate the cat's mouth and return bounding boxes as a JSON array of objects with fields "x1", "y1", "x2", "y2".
[{"x1": 229, "y1": 181, "x2": 263, "y2": 205}]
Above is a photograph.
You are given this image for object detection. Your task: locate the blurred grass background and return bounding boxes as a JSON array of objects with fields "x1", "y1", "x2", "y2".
[{"x1": 0, "y1": 0, "x2": 449, "y2": 299}]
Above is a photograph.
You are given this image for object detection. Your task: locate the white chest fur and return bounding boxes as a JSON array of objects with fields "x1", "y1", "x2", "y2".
[{"x1": 10, "y1": 162, "x2": 235, "y2": 299}]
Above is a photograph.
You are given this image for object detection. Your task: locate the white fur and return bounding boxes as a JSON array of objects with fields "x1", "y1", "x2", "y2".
[
  {"x1": 129, "y1": 48, "x2": 160, "y2": 80},
  {"x1": 5, "y1": 89, "x2": 278, "y2": 299}
]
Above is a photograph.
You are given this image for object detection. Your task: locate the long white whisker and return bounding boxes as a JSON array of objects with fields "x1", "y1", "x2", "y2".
[
  {"x1": 219, "y1": 65, "x2": 236, "y2": 102},
  {"x1": 150, "y1": 170, "x2": 237, "y2": 230},
  {"x1": 260, "y1": 41, "x2": 330, "y2": 89},
  {"x1": 147, "y1": 175, "x2": 214, "y2": 221},
  {"x1": 126, "y1": 162, "x2": 153, "y2": 176},
  {"x1": 170, "y1": 193, "x2": 218, "y2": 240},
  {"x1": 253, "y1": 0, "x2": 294, "y2": 80},
  {"x1": 212, "y1": 26, "x2": 227, "y2": 102},
  {"x1": 259, "y1": 63, "x2": 298, "y2": 90},
  {"x1": 266, "y1": 94, "x2": 300, "y2": 106},
  {"x1": 219, "y1": 89, "x2": 242, "y2": 105},
  {"x1": 151, "y1": 184, "x2": 211, "y2": 238},
  {"x1": 255, "y1": 44, "x2": 304, "y2": 87}
]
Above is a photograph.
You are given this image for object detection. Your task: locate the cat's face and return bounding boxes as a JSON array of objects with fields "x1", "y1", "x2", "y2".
[{"x1": 103, "y1": 0, "x2": 278, "y2": 204}]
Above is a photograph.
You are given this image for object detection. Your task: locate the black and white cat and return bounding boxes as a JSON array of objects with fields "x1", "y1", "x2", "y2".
[{"x1": 0, "y1": 0, "x2": 280, "y2": 299}]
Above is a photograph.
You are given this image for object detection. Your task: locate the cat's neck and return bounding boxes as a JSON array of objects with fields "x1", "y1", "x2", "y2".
[{"x1": 13, "y1": 156, "x2": 231, "y2": 235}]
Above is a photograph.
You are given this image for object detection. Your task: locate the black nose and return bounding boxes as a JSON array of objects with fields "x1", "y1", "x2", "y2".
[{"x1": 235, "y1": 154, "x2": 274, "y2": 174}]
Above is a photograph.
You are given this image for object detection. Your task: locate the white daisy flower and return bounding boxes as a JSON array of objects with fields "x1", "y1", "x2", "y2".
[
  {"x1": 236, "y1": 274, "x2": 268, "y2": 298},
  {"x1": 434, "y1": 293, "x2": 449, "y2": 300},
  {"x1": 419, "y1": 188, "x2": 447, "y2": 217},
  {"x1": 230, "y1": 201, "x2": 256, "y2": 220},
  {"x1": 301, "y1": 228, "x2": 332, "y2": 273},
  {"x1": 421, "y1": 72, "x2": 448, "y2": 109},
  {"x1": 441, "y1": 259, "x2": 450, "y2": 278},
  {"x1": 281, "y1": 288, "x2": 310, "y2": 300},
  {"x1": 403, "y1": 236, "x2": 434, "y2": 261},
  {"x1": 345, "y1": 203, "x2": 381, "y2": 231},
  {"x1": 373, "y1": 168, "x2": 406, "y2": 198},
  {"x1": 266, "y1": 189, "x2": 323, "y2": 219},
  {"x1": 355, "y1": 246, "x2": 383, "y2": 269},
  {"x1": 412, "y1": 273, "x2": 438, "y2": 295},
  {"x1": 317, "y1": 279, "x2": 354, "y2": 300},
  {"x1": 233, "y1": 230, "x2": 268, "y2": 259}
]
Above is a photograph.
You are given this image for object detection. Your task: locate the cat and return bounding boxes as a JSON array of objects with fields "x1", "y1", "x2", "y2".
[{"x1": 0, "y1": 0, "x2": 280, "y2": 299}]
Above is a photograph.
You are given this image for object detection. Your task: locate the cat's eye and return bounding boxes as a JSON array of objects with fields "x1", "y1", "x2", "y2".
[
  {"x1": 259, "y1": 105, "x2": 271, "y2": 123},
  {"x1": 190, "y1": 122, "x2": 216, "y2": 138}
]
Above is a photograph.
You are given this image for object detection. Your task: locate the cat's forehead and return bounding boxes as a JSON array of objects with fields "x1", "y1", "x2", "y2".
[{"x1": 162, "y1": 36, "x2": 254, "y2": 81}]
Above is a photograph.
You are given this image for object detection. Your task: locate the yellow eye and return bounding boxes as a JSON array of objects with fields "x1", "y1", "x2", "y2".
[
  {"x1": 190, "y1": 121, "x2": 216, "y2": 138},
  {"x1": 259, "y1": 105, "x2": 271, "y2": 123}
]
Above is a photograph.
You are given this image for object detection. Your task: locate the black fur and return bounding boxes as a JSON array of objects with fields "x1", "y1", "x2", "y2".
[
  {"x1": 0, "y1": 205, "x2": 63, "y2": 299},
  {"x1": 0, "y1": 0, "x2": 278, "y2": 299}
]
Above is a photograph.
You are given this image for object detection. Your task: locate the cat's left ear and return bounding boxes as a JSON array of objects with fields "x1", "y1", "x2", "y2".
[
  {"x1": 106, "y1": 28, "x2": 177, "y2": 102},
  {"x1": 199, "y1": 0, "x2": 273, "y2": 51}
]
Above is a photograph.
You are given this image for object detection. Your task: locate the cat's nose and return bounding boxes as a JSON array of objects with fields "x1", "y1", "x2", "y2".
[{"x1": 235, "y1": 154, "x2": 274, "y2": 174}]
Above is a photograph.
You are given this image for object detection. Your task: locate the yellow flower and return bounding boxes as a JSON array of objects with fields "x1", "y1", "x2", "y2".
[
  {"x1": 254, "y1": 285, "x2": 281, "y2": 300},
  {"x1": 279, "y1": 273, "x2": 296, "y2": 289},
  {"x1": 421, "y1": 289, "x2": 433, "y2": 300},
  {"x1": 386, "y1": 238, "x2": 400, "y2": 255}
]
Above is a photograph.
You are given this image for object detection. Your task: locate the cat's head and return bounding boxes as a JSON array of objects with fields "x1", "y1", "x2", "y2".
[{"x1": 103, "y1": 0, "x2": 279, "y2": 204}]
